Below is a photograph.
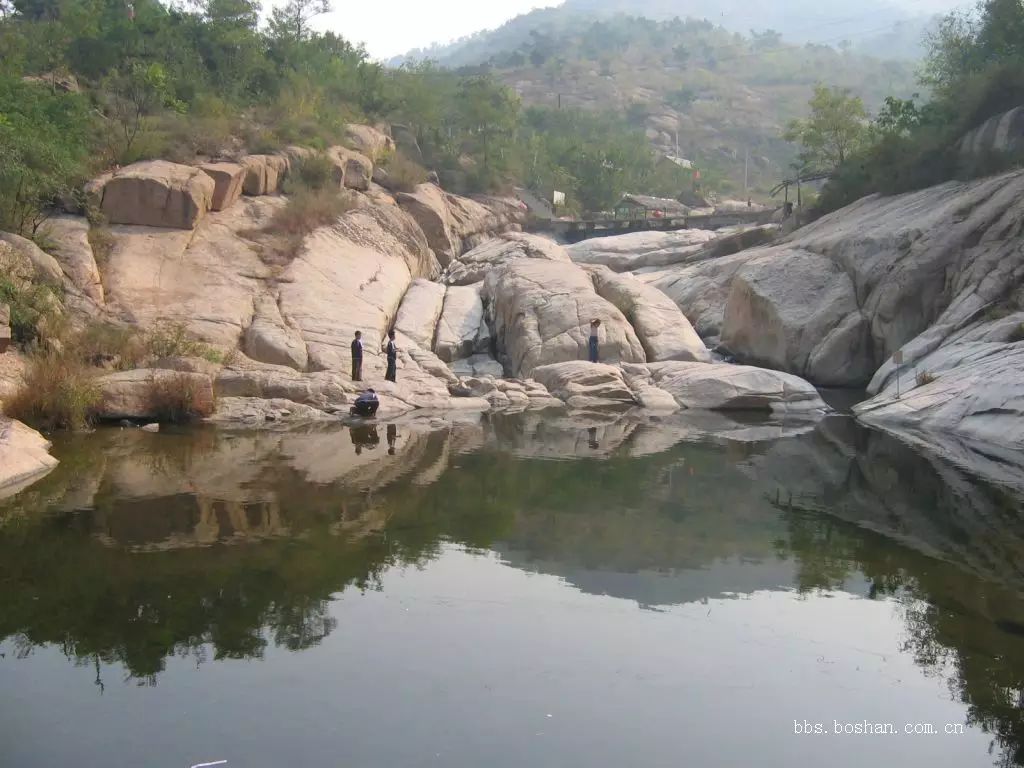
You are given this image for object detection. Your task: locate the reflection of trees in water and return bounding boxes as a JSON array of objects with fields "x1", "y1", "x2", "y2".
[
  {"x1": 774, "y1": 499, "x2": 1024, "y2": 767},
  {"x1": 2, "y1": 417, "x2": 1024, "y2": 766}
]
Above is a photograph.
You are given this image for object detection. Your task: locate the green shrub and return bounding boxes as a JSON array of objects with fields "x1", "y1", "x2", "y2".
[
  {"x1": 1008, "y1": 324, "x2": 1024, "y2": 343},
  {"x1": 87, "y1": 225, "x2": 115, "y2": 266},
  {"x1": 78, "y1": 321, "x2": 146, "y2": 370},
  {"x1": 145, "y1": 322, "x2": 222, "y2": 363},
  {"x1": 288, "y1": 152, "x2": 339, "y2": 192},
  {"x1": 0, "y1": 274, "x2": 61, "y2": 345},
  {"x1": 4, "y1": 349, "x2": 100, "y2": 431},
  {"x1": 250, "y1": 187, "x2": 356, "y2": 266},
  {"x1": 916, "y1": 370, "x2": 937, "y2": 387}
]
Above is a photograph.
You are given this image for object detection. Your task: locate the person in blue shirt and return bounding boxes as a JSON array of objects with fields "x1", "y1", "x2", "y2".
[{"x1": 350, "y1": 388, "x2": 379, "y2": 417}]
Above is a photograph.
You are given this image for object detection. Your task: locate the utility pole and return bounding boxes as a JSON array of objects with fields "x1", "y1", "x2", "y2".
[{"x1": 743, "y1": 146, "x2": 749, "y2": 199}]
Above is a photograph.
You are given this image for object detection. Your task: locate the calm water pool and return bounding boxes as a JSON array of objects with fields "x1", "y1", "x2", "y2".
[{"x1": 1, "y1": 410, "x2": 1023, "y2": 767}]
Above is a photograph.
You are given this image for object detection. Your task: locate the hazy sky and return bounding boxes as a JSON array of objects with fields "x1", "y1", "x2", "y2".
[
  {"x1": 293, "y1": 0, "x2": 968, "y2": 61},
  {"x1": 306, "y1": 0, "x2": 561, "y2": 59}
]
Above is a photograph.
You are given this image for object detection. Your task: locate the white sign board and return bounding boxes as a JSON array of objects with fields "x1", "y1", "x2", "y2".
[{"x1": 552, "y1": 190, "x2": 566, "y2": 206}]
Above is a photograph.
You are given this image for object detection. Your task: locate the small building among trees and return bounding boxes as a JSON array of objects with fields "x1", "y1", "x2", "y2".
[{"x1": 614, "y1": 194, "x2": 691, "y2": 220}]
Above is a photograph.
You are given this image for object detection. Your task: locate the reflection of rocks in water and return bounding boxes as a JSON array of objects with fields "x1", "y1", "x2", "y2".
[
  {"x1": 4, "y1": 411, "x2": 1024, "y2": 765},
  {"x1": 88, "y1": 496, "x2": 289, "y2": 551}
]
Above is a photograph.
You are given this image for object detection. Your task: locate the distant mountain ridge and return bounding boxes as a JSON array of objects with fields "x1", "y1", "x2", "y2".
[
  {"x1": 393, "y1": 4, "x2": 923, "y2": 198},
  {"x1": 394, "y1": 0, "x2": 944, "y2": 66}
]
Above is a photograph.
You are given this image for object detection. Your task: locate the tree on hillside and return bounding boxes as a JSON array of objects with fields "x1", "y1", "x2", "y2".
[
  {"x1": 268, "y1": 0, "x2": 329, "y2": 41},
  {"x1": 783, "y1": 85, "x2": 868, "y2": 173}
]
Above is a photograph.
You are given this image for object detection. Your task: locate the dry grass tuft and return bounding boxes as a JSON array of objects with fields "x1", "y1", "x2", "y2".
[
  {"x1": 4, "y1": 350, "x2": 100, "y2": 431},
  {"x1": 146, "y1": 372, "x2": 214, "y2": 423}
]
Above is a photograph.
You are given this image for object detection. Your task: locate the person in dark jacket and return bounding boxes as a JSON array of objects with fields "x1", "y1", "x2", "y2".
[
  {"x1": 384, "y1": 329, "x2": 398, "y2": 382},
  {"x1": 588, "y1": 319, "x2": 601, "y2": 363},
  {"x1": 351, "y1": 330, "x2": 364, "y2": 381},
  {"x1": 350, "y1": 388, "x2": 379, "y2": 417}
]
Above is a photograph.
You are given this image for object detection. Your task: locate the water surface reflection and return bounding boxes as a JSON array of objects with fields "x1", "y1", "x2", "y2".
[{"x1": 1, "y1": 410, "x2": 1023, "y2": 767}]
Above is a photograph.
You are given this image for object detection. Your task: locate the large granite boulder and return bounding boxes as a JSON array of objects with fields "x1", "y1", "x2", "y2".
[
  {"x1": 0, "y1": 417, "x2": 58, "y2": 499},
  {"x1": 0, "y1": 232, "x2": 65, "y2": 285},
  {"x1": 640, "y1": 361, "x2": 828, "y2": 415},
  {"x1": 345, "y1": 124, "x2": 395, "y2": 161},
  {"x1": 39, "y1": 215, "x2": 104, "y2": 304},
  {"x1": 483, "y1": 259, "x2": 646, "y2": 377},
  {"x1": 588, "y1": 265, "x2": 710, "y2": 363},
  {"x1": 721, "y1": 248, "x2": 874, "y2": 386},
  {"x1": 394, "y1": 278, "x2": 446, "y2": 349},
  {"x1": 959, "y1": 105, "x2": 1024, "y2": 160},
  {"x1": 445, "y1": 231, "x2": 569, "y2": 285},
  {"x1": 279, "y1": 201, "x2": 437, "y2": 373},
  {"x1": 200, "y1": 162, "x2": 246, "y2": 211},
  {"x1": 646, "y1": 170, "x2": 1024, "y2": 390},
  {"x1": 241, "y1": 154, "x2": 289, "y2": 196},
  {"x1": 397, "y1": 184, "x2": 520, "y2": 267},
  {"x1": 568, "y1": 229, "x2": 715, "y2": 272},
  {"x1": 532, "y1": 361, "x2": 638, "y2": 410},
  {"x1": 100, "y1": 161, "x2": 215, "y2": 229},
  {"x1": 328, "y1": 145, "x2": 373, "y2": 192},
  {"x1": 94, "y1": 369, "x2": 215, "y2": 420},
  {"x1": 641, "y1": 250, "x2": 757, "y2": 343},
  {"x1": 243, "y1": 294, "x2": 308, "y2": 370},
  {"x1": 435, "y1": 283, "x2": 489, "y2": 362}
]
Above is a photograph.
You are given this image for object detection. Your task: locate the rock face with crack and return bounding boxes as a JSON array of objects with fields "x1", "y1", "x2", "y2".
[
  {"x1": 640, "y1": 169, "x2": 1024, "y2": 394},
  {"x1": 244, "y1": 294, "x2": 308, "y2": 370},
  {"x1": 397, "y1": 183, "x2": 523, "y2": 267},
  {"x1": 483, "y1": 259, "x2": 646, "y2": 376},
  {"x1": 588, "y1": 265, "x2": 710, "y2": 363},
  {"x1": 445, "y1": 231, "x2": 570, "y2": 285},
  {"x1": 394, "y1": 279, "x2": 446, "y2": 350},
  {"x1": 434, "y1": 283, "x2": 489, "y2": 363}
]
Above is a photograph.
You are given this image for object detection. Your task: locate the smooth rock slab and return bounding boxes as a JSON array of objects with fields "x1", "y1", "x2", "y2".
[
  {"x1": 532, "y1": 361, "x2": 638, "y2": 410},
  {"x1": 855, "y1": 341, "x2": 1024, "y2": 451},
  {"x1": 0, "y1": 417, "x2": 58, "y2": 499},
  {"x1": 643, "y1": 361, "x2": 828, "y2": 414},
  {"x1": 568, "y1": 229, "x2": 715, "y2": 272}
]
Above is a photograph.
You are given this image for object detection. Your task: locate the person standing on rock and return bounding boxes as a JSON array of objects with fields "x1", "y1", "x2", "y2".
[
  {"x1": 588, "y1": 319, "x2": 602, "y2": 363},
  {"x1": 351, "y1": 330, "x2": 364, "y2": 381},
  {"x1": 384, "y1": 329, "x2": 398, "y2": 382}
]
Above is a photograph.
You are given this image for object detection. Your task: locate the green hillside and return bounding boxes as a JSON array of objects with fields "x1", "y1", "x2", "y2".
[{"x1": 401, "y1": 11, "x2": 920, "y2": 198}]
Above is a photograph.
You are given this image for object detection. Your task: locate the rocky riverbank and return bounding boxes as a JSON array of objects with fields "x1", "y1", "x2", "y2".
[{"x1": 2, "y1": 123, "x2": 1022, "y2": 493}]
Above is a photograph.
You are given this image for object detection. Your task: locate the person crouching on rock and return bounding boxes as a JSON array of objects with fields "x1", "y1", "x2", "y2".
[
  {"x1": 588, "y1": 319, "x2": 601, "y2": 363},
  {"x1": 384, "y1": 329, "x2": 398, "y2": 382},
  {"x1": 351, "y1": 330, "x2": 364, "y2": 381},
  {"x1": 350, "y1": 388, "x2": 380, "y2": 418}
]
